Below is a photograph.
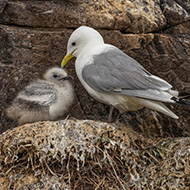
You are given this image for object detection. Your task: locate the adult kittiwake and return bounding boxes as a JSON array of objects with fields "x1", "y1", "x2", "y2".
[{"x1": 61, "y1": 26, "x2": 189, "y2": 121}]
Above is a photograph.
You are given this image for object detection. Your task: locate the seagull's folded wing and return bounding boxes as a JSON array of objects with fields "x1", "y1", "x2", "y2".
[
  {"x1": 18, "y1": 80, "x2": 57, "y2": 106},
  {"x1": 82, "y1": 47, "x2": 175, "y2": 103}
]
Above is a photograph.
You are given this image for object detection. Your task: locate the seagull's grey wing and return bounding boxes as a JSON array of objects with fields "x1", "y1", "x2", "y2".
[
  {"x1": 82, "y1": 48, "x2": 174, "y2": 102},
  {"x1": 17, "y1": 80, "x2": 57, "y2": 106}
]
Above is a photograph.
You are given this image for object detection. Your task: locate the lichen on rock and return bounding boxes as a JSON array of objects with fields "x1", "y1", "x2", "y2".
[{"x1": 0, "y1": 119, "x2": 190, "y2": 189}]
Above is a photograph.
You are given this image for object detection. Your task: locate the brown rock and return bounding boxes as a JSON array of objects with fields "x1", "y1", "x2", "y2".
[
  {"x1": 0, "y1": 1, "x2": 87, "y2": 28},
  {"x1": 0, "y1": 1, "x2": 190, "y2": 136},
  {"x1": 85, "y1": 0, "x2": 166, "y2": 33},
  {"x1": 161, "y1": 0, "x2": 190, "y2": 27},
  {"x1": 0, "y1": 0, "x2": 7, "y2": 14}
]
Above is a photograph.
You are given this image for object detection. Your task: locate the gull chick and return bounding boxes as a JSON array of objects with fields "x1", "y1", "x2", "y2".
[
  {"x1": 61, "y1": 26, "x2": 190, "y2": 121},
  {"x1": 6, "y1": 67, "x2": 74, "y2": 125}
]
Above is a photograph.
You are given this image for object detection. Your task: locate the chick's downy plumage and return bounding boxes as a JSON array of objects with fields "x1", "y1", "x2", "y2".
[{"x1": 6, "y1": 67, "x2": 74, "y2": 125}]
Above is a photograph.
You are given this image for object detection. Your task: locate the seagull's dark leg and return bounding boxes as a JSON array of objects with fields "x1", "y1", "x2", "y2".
[
  {"x1": 108, "y1": 105, "x2": 114, "y2": 122},
  {"x1": 115, "y1": 112, "x2": 121, "y2": 121}
]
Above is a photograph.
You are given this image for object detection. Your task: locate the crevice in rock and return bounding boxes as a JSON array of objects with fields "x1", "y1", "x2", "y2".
[
  {"x1": 0, "y1": 23, "x2": 77, "y2": 31},
  {"x1": 118, "y1": 20, "x2": 190, "y2": 35},
  {"x1": 161, "y1": 20, "x2": 190, "y2": 32},
  {"x1": 74, "y1": 90, "x2": 86, "y2": 118},
  {"x1": 1, "y1": 18, "x2": 189, "y2": 35}
]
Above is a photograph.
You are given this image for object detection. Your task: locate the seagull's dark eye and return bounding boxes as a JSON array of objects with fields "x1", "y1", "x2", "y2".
[
  {"x1": 53, "y1": 74, "x2": 58, "y2": 78},
  {"x1": 71, "y1": 42, "x2": 76, "y2": 46}
]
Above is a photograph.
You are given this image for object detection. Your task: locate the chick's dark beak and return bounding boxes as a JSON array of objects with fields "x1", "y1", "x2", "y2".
[{"x1": 59, "y1": 75, "x2": 73, "y2": 81}]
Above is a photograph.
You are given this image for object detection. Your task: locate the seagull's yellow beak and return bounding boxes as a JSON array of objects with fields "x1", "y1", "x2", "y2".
[{"x1": 61, "y1": 53, "x2": 73, "y2": 68}]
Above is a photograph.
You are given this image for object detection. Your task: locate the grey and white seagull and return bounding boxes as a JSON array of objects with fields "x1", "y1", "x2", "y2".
[
  {"x1": 6, "y1": 67, "x2": 74, "y2": 125},
  {"x1": 61, "y1": 26, "x2": 189, "y2": 121}
]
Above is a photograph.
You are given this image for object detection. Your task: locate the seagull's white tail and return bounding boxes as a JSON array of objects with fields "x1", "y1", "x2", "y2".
[{"x1": 139, "y1": 99, "x2": 179, "y2": 119}]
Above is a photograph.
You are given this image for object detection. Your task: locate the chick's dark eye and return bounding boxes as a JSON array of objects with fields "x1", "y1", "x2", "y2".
[
  {"x1": 53, "y1": 74, "x2": 58, "y2": 78},
  {"x1": 72, "y1": 42, "x2": 76, "y2": 46}
]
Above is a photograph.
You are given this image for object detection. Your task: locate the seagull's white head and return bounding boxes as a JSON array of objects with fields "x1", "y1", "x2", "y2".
[
  {"x1": 44, "y1": 67, "x2": 72, "y2": 85},
  {"x1": 61, "y1": 26, "x2": 104, "y2": 68}
]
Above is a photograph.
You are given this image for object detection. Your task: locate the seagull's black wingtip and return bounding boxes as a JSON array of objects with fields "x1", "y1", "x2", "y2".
[{"x1": 171, "y1": 96, "x2": 190, "y2": 105}]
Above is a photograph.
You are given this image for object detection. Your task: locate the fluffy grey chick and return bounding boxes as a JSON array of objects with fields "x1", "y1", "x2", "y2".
[{"x1": 6, "y1": 67, "x2": 74, "y2": 125}]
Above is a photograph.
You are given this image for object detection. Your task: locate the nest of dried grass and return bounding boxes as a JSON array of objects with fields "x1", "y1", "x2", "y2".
[{"x1": 0, "y1": 118, "x2": 189, "y2": 189}]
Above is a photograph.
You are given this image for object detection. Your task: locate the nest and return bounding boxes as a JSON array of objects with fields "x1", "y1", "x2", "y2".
[{"x1": 0, "y1": 118, "x2": 190, "y2": 189}]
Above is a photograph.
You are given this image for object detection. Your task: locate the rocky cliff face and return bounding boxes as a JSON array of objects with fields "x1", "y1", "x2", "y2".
[
  {"x1": 0, "y1": 0, "x2": 189, "y2": 146},
  {"x1": 0, "y1": 0, "x2": 190, "y2": 189},
  {"x1": 1, "y1": 0, "x2": 190, "y2": 137}
]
